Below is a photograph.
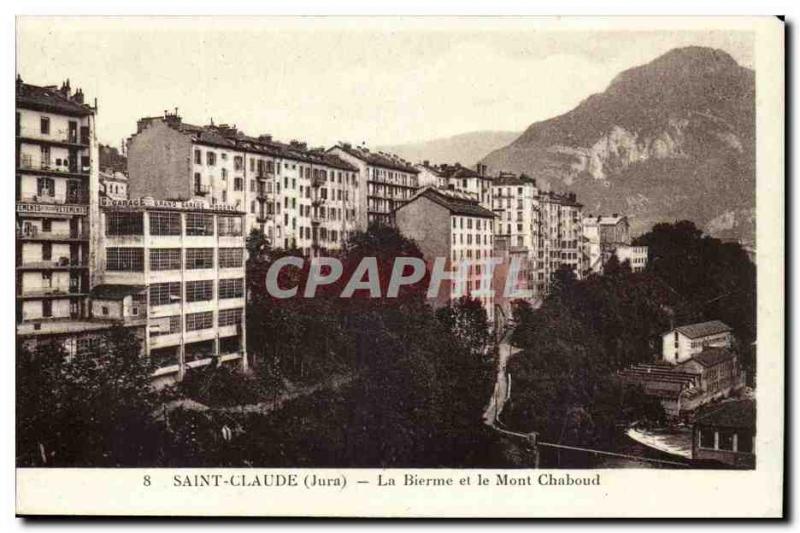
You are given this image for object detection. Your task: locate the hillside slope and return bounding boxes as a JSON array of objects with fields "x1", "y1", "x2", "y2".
[{"x1": 481, "y1": 47, "x2": 755, "y2": 243}]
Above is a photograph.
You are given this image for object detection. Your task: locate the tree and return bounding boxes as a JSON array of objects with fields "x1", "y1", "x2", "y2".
[
  {"x1": 634, "y1": 220, "x2": 756, "y2": 344},
  {"x1": 435, "y1": 296, "x2": 491, "y2": 358},
  {"x1": 17, "y1": 326, "x2": 166, "y2": 466}
]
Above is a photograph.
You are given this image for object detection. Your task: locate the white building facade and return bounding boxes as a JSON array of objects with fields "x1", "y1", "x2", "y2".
[
  {"x1": 16, "y1": 77, "x2": 101, "y2": 346},
  {"x1": 97, "y1": 197, "x2": 247, "y2": 385}
]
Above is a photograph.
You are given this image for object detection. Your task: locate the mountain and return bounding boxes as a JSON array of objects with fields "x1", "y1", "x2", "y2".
[
  {"x1": 377, "y1": 130, "x2": 520, "y2": 168},
  {"x1": 481, "y1": 47, "x2": 755, "y2": 244}
]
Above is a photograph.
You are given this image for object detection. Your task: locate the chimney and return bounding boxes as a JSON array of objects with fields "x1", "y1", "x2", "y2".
[
  {"x1": 423, "y1": 160, "x2": 430, "y2": 167},
  {"x1": 73, "y1": 88, "x2": 84, "y2": 104}
]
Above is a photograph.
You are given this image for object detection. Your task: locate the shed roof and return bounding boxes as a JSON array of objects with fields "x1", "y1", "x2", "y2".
[
  {"x1": 690, "y1": 347, "x2": 737, "y2": 367},
  {"x1": 90, "y1": 284, "x2": 146, "y2": 300},
  {"x1": 401, "y1": 187, "x2": 496, "y2": 219},
  {"x1": 695, "y1": 399, "x2": 755, "y2": 429},
  {"x1": 674, "y1": 320, "x2": 732, "y2": 339}
]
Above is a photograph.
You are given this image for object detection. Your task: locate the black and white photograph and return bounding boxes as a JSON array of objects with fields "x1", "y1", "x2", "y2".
[{"x1": 12, "y1": 14, "x2": 784, "y2": 518}]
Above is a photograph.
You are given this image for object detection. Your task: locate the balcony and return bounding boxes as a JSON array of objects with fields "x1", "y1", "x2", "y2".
[
  {"x1": 17, "y1": 156, "x2": 90, "y2": 178},
  {"x1": 16, "y1": 228, "x2": 89, "y2": 241},
  {"x1": 17, "y1": 258, "x2": 88, "y2": 271},
  {"x1": 194, "y1": 185, "x2": 210, "y2": 196},
  {"x1": 17, "y1": 286, "x2": 87, "y2": 299},
  {"x1": 17, "y1": 126, "x2": 90, "y2": 149}
]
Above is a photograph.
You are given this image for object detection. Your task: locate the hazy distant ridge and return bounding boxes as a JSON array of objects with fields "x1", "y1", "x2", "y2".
[{"x1": 377, "y1": 130, "x2": 520, "y2": 168}]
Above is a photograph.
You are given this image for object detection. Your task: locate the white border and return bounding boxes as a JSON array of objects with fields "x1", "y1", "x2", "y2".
[{"x1": 4, "y1": 6, "x2": 790, "y2": 526}]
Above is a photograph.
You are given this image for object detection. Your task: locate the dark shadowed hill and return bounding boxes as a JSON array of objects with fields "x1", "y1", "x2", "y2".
[
  {"x1": 481, "y1": 47, "x2": 755, "y2": 243},
  {"x1": 377, "y1": 130, "x2": 520, "y2": 168}
]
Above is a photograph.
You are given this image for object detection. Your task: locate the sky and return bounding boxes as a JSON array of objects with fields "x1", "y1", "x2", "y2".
[{"x1": 17, "y1": 17, "x2": 754, "y2": 150}]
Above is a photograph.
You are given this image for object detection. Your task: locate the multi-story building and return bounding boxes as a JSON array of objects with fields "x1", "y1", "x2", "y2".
[
  {"x1": 127, "y1": 112, "x2": 359, "y2": 256},
  {"x1": 395, "y1": 187, "x2": 496, "y2": 323},
  {"x1": 415, "y1": 161, "x2": 448, "y2": 189},
  {"x1": 491, "y1": 173, "x2": 540, "y2": 309},
  {"x1": 97, "y1": 197, "x2": 247, "y2": 386},
  {"x1": 439, "y1": 163, "x2": 493, "y2": 210},
  {"x1": 583, "y1": 214, "x2": 648, "y2": 273},
  {"x1": 100, "y1": 169, "x2": 128, "y2": 200},
  {"x1": 619, "y1": 320, "x2": 744, "y2": 419},
  {"x1": 535, "y1": 191, "x2": 584, "y2": 291},
  {"x1": 661, "y1": 320, "x2": 734, "y2": 365},
  {"x1": 15, "y1": 77, "x2": 101, "y2": 351},
  {"x1": 693, "y1": 399, "x2": 755, "y2": 468},
  {"x1": 328, "y1": 143, "x2": 419, "y2": 228}
]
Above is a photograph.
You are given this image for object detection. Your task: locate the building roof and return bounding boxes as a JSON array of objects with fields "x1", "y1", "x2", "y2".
[
  {"x1": 493, "y1": 172, "x2": 537, "y2": 187},
  {"x1": 539, "y1": 190, "x2": 582, "y2": 207},
  {"x1": 583, "y1": 214, "x2": 627, "y2": 226},
  {"x1": 137, "y1": 115, "x2": 357, "y2": 172},
  {"x1": 415, "y1": 163, "x2": 443, "y2": 176},
  {"x1": 99, "y1": 170, "x2": 128, "y2": 182},
  {"x1": 90, "y1": 284, "x2": 146, "y2": 300},
  {"x1": 674, "y1": 320, "x2": 732, "y2": 339},
  {"x1": 16, "y1": 78, "x2": 95, "y2": 116},
  {"x1": 695, "y1": 399, "x2": 755, "y2": 429},
  {"x1": 690, "y1": 347, "x2": 737, "y2": 368},
  {"x1": 332, "y1": 143, "x2": 418, "y2": 174},
  {"x1": 401, "y1": 187, "x2": 496, "y2": 219}
]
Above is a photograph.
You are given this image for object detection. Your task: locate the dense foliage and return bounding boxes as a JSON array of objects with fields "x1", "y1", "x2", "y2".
[
  {"x1": 17, "y1": 326, "x2": 165, "y2": 466},
  {"x1": 503, "y1": 220, "x2": 756, "y2": 459}
]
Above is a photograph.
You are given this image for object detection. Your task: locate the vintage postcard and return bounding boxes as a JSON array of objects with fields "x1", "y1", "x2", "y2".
[{"x1": 14, "y1": 16, "x2": 784, "y2": 517}]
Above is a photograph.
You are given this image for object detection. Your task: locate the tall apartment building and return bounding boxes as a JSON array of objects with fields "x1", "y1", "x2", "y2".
[
  {"x1": 15, "y1": 77, "x2": 102, "y2": 351},
  {"x1": 328, "y1": 143, "x2": 419, "y2": 228},
  {"x1": 127, "y1": 112, "x2": 359, "y2": 256},
  {"x1": 490, "y1": 173, "x2": 541, "y2": 310},
  {"x1": 395, "y1": 187, "x2": 496, "y2": 323},
  {"x1": 97, "y1": 197, "x2": 247, "y2": 385},
  {"x1": 535, "y1": 191, "x2": 585, "y2": 292},
  {"x1": 583, "y1": 214, "x2": 648, "y2": 273}
]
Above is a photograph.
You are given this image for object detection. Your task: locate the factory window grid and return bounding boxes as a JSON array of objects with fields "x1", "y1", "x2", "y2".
[
  {"x1": 106, "y1": 247, "x2": 144, "y2": 271},
  {"x1": 150, "y1": 282, "x2": 181, "y2": 306},
  {"x1": 218, "y1": 248, "x2": 243, "y2": 269},
  {"x1": 218, "y1": 216, "x2": 243, "y2": 236},
  {"x1": 186, "y1": 311, "x2": 214, "y2": 331},
  {"x1": 150, "y1": 248, "x2": 182, "y2": 271},
  {"x1": 186, "y1": 248, "x2": 214, "y2": 269},
  {"x1": 149, "y1": 211, "x2": 182, "y2": 236},
  {"x1": 218, "y1": 307, "x2": 243, "y2": 327},
  {"x1": 186, "y1": 213, "x2": 214, "y2": 236},
  {"x1": 106, "y1": 212, "x2": 144, "y2": 236},
  {"x1": 219, "y1": 278, "x2": 244, "y2": 300},
  {"x1": 186, "y1": 280, "x2": 214, "y2": 302}
]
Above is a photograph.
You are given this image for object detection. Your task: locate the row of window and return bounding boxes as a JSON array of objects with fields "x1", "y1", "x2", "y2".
[
  {"x1": 150, "y1": 307, "x2": 242, "y2": 337},
  {"x1": 107, "y1": 247, "x2": 243, "y2": 272},
  {"x1": 149, "y1": 279, "x2": 244, "y2": 305},
  {"x1": 106, "y1": 212, "x2": 243, "y2": 237}
]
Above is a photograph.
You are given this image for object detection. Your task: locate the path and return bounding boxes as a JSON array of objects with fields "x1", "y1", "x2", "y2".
[{"x1": 483, "y1": 328, "x2": 521, "y2": 425}]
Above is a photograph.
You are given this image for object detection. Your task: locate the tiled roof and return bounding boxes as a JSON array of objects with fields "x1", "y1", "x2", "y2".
[
  {"x1": 695, "y1": 399, "x2": 755, "y2": 429},
  {"x1": 16, "y1": 81, "x2": 95, "y2": 116},
  {"x1": 493, "y1": 173, "x2": 536, "y2": 186},
  {"x1": 437, "y1": 164, "x2": 483, "y2": 180},
  {"x1": 403, "y1": 187, "x2": 496, "y2": 219},
  {"x1": 539, "y1": 190, "x2": 582, "y2": 207},
  {"x1": 90, "y1": 284, "x2": 146, "y2": 300},
  {"x1": 334, "y1": 144, "x2": 418, "y2": 174},
  {"x1": 153, "y1": 119, "x2": 357, "y2": 171},
  {"x1": 690, "y1": 347, "x2": 737, "y2": 367},
  {"x1": 675, "y1": 320, "x2": 732, "y2": 339}
]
